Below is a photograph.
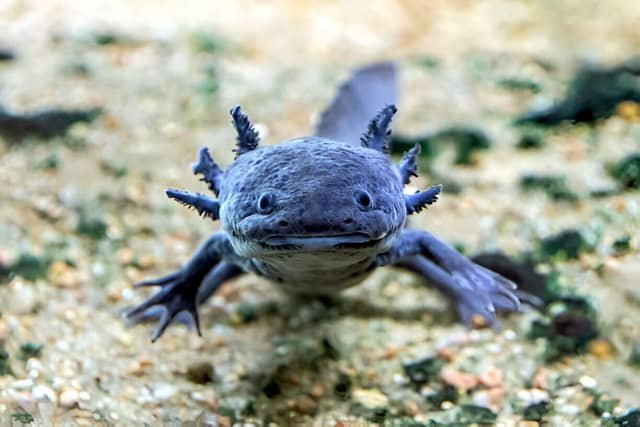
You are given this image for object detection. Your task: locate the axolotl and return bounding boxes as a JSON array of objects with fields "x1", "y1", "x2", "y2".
[{"x1": 126, "y1": 63, "x2": 521, "y2": 341}]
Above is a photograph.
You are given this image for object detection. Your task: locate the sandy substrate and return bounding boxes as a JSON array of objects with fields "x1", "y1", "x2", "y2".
[{"x1": 0, "y1": 1, "x2": 639, "y2": 425}]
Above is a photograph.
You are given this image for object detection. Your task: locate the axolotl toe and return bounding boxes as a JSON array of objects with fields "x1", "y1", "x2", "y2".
[{"x1": 125, "y1": 63, "x2": 521, "y2": 342}]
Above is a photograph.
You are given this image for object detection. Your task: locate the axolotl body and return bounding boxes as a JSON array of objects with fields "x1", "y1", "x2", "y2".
[{"x1": 126, "y1": 63, "x2": 521, "y2": 341}]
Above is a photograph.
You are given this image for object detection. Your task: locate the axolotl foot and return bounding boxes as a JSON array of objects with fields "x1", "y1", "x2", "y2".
[
  {"x1": 377, "y1": 229, "x2": 523, "y2": 329},
  {"x1": 124, "y1": 270, "x2": 202, "y2": 342},
  {"x1": 394, "y1": 255, "x2": 521, "y2": 328}
]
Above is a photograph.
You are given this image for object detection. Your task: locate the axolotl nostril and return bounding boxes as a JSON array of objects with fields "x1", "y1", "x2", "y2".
[{"x1": 125, "y1": 62, "x2": 521, "y2": 342}]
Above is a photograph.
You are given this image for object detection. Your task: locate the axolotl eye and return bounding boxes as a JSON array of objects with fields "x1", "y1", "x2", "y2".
[
  {"x1": 256, "y1": 192, "x2": 276, "y2": 214},
  {"x1": 355, "y1": 190, "x2": 373, "y2": 209}
]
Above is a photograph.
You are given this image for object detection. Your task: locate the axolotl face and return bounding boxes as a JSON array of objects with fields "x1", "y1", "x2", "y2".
[{"x1": 218, "y1": 137, "x2": 406, "y2": 278}]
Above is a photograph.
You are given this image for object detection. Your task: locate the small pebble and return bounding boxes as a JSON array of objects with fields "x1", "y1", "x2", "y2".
[
  {"x1": 471, "y1": 314, "x2": 488, "y2": 329},
  {"x1": 33, "y1": 384, "x2": 57, "y2": 404},
  {"x1": 138, "y1": 255, "x2": 157, "y2": 270},
  {"x1": 191, "y1": 389, "x2": 218, "y2": 411},
  {"x1": 352, "y1": 388, "x2": 389, "y2": 409},
  {"x1": 558, "y1": 404, "x2": 581, "y2": 416},
  {"x1": 531, "y1": 369, "x2": 548, "y2": 390},
  {"x1": 185, "y1": 361, "x2": 215, "y2": 384},
  {"x1": 50, "y1": 261, "x2": 84, "y2": 289},
  {"x1": 293, "y1": 395, "x2": 317, "y2": 415},
  {"x1": 441, "y1": 368, "x2": 479, "y2": 391},
  {"x1": 472, "y1": 387, "x2": 504, "y2": 410},
  {"x1": 517, "y1": 389, "x2": 550, "y2": 406},
  {"x1": 26, "y1": 359, "x2": 43, "y2": 372},
  {"x1": 309, "y1": 382, "x2": 324, "y2": 399},
  {"x1": 126, "y1": 361, "x2": 146, "y2": 376},
  {"x1": 405, "y1": 400, "x2": 419, "y2": 416},
  {"x1": 441, "y1": 401, "x2": 455, "y2": 410},
  {"x1": 579, "y1": 375, "x2": 597, "y2": 389},
  {"x1": 436, "y1": 347, "x2": 456, "y2": 362},
  {"x1": 59, "y1": 388, "x2": 80, "y2": 408},
  {"x1": 479, "y1": 367, "x2": 503, "y2": 388},
  {"x1": 504, "y1": 329, "x2": 517, "y2": 340},
  {"x1": 587, "y1": 339, "x2": 615, "y2": 359},
  {"x1": 616, "y1": 100, "x2": 640, "y2": 121},
  {"x1": 152, "y1": 383, "x2": 176, "y2": 400},
  {"x1": 9, "y1": 280, "x2": 39, "y2": 314}
]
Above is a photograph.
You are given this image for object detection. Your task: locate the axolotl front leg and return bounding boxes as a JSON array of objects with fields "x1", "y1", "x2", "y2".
[
  {"x1": 125, "y1": 107, "x2": 260, "y2": 341},
  {"x1": 376, "y1": 229, "x2": 521, "y2": 327},
  {"x1": 125, "y1": 232, "x2": 243, "y2": 341}
]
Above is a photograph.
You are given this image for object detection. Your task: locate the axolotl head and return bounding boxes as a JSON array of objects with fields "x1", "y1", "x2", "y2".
[
  {"x1": 165, "y1": 105, "x2": 441, "y2": 265},
  {"x1": 219, "y1": 137, "x2": 406, "y2": 258}
]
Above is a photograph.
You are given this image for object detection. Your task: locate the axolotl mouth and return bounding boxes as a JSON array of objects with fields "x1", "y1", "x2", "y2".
[{"x1": 260, "y1": 232, "x2": 386, "y2": 251}]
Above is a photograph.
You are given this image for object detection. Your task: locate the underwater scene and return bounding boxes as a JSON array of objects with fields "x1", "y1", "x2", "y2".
[{"x1": 0, "y1": 1, "x2": 639, "y2": 425}]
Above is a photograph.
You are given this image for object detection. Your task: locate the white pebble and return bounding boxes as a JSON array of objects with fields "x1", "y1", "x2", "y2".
[
  {"x1": 152, "y1": 383, "x2": 176, "y2": 400},
  {"x1": 59, "y1": 388, "x2": 80, "y2": 408},
  {"x1": 33, "y1": 384, "x2": 57, "y2": 404},
  {"x1": 503, "y1": 329, "x2": 517, "y2": 340},
  {"x1": 517, "y1": 388, "x2": 550, "y2": 405},
  {"x1": 392, "y1": 373, "x2": 407, "y2": 385},
  {"x1": 26, "y1": 359, "x2": 43, "y2": 372},
  {"x1": 559, "y1": 404, "x2": 581, "y2": 416},
  {"x1": 579, "y1": 375, "x2": 597, "y2": 389}
]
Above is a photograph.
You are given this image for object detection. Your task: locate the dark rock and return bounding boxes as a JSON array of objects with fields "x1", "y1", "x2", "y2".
[
  {"x1": 390, "y1": 126, "x2": 491, "y2": 166},
  {"x1": 185, "y1": 361, "x2": 215, "y2": 384},
  {"x1": 537, "y1": 229, "x2": 594, "y2": 261},
  {"x1": 433, "y1": 126, "x2": 492, "y2": 165},
  {"x1": 0, "y1": 349, "x2": 12, "y2": 375},
  {"x1": 519, "y1": 174, "x2": 579, "y2": 201},
  {"x1": 426, "y1": 384, "x2": 458, "y2": 407},
  {"x1": 261, "y1": 379, "x2": 281, "y2": 398},
  {"x1": 0, "y1": 107, "x2": 101, "y2": 141},
  {"x1": 612, "y1": 236, "x2": 631, "y2": 255},
  {"x1": 529, "y1": 296, "x2": 599, "y2": 360},
  {"x1": 515, "y1": 58, "x2": 640, "y2": 126},
  {"x1": 0, "y1": 252, "x2": 51, "y2": 283},
  {"x1": 402, "y1": 356, "x2": 445, "y2": 386},
  {"x1": 19, "y1": 343, "x2": 43, "y2": 360},
  {"x1": 0, "y1": 48, "x2": 16, "y2": 61},
  {"x1": 334, "y1": 373, "x2": 352, "y2": 399},
  {"x1": 616, "y1": 408, "x2": 640, "y2": 426},
  {"x1": 523, "y1": 401, "x2": 552, "y2": 421},
  {"x1": 456, "y1": 404, "x2": 497, "y2": 424},
  {"x1": 516, "y1": 131, "x2": 545, "y2": 149},
  {"x1": 609, "y1": 153, "x2": 640, "y2": 190},
  {"x1": 589, "y1": 392, "x2": 619, "y2": 416}
]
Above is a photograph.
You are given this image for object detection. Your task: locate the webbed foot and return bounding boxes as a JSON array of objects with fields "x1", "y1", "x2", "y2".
[
  {"x1": 125, "y1": 270, "x2": 202, "y2": 342},
  {"x1": 450, "y1": 263, "x2": 520, "y2": 328},
  {"x1": 124, "y1": 232, "x2": 237, "y2": 341},
  {"x1": 394, "y1": 256, "x2": 521, "y2": 329}
]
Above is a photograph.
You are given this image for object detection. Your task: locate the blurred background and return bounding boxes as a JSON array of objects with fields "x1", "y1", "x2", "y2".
[{"x1": 0, "y1": 1, "x2": 639, "y2": 425}]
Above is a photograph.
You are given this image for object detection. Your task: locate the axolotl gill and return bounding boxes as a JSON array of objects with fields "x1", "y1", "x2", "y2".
[{"x1": 126, "y1": 63, "x2": 521, "y2": 341}]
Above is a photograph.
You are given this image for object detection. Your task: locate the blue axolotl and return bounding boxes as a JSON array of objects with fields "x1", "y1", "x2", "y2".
[{"x1": 125, "y1": 63, "x2": 521, "y2": 341}]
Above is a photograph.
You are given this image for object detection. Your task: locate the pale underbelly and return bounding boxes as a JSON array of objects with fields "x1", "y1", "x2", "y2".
[{"x1": 251, "y1": 252, "x2": 376, "y2": 295}]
